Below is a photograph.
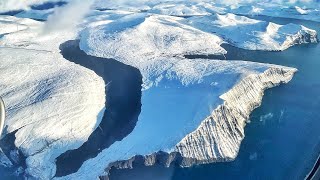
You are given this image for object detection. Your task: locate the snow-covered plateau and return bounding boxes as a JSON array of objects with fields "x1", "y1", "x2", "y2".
[
  {"x1": 0, "y1": 15, "x2": 105, "y2": 179},
  {"x1": 0, "y1": 1, "x2": 319, "y2": 179}
]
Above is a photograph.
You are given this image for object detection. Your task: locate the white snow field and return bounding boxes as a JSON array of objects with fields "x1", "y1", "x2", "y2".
[
  {"x1": 149, "y1": 3, "x2": 210, "y2": 17},
  {"x1": 1, "y1": 0, "x2": 319, "y2": 179},
  {"x1": 231, "y1": 4, "x2": 320, "y2": 23},
  {"x1": 80, "y1": 14, "x2": 227, "y2": 89},
  {"x1": 0, "y1": 16, "x2": 105, "y2": 179},
  {"x1": 0, "y1": 16, "x2": 34, "y2": 35},
  {"x1": 185, "y1": 13, "x2": 318, "y2": 51},
  {"x1": 0, "y1": 15, "x2": 70, "y2": 52}
]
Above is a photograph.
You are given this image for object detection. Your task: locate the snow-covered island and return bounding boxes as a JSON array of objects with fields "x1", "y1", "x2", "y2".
[{"x1": 0, "y1": 0, "x2": 319, "y2": 179}]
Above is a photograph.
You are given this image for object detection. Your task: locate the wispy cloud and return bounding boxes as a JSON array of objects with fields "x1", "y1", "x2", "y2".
[{"x1": 42, "y1": 0, "x2": 93, "y2": 34}]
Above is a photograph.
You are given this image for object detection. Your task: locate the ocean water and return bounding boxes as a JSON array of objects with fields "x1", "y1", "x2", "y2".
[{"x1": 110, "y1": 17, "x2": 320, "y2": 180}]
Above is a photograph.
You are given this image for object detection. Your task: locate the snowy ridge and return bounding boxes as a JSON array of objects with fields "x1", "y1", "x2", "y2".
[
  {"x1": 149, "y1": 3, "x2": 210, "y2": 17},
  {"x1": 176, "y1": 67, "x2": 296, "y2": 165},
  {"x1": 232, "y1": 4, "x2": 320, "y2": 23},
  {"x1": 186, "y1": 13, "x2": 318, "y2": 51},
  {"x1": 80, "y1": 12, "x2": 318, "y2": 59}
]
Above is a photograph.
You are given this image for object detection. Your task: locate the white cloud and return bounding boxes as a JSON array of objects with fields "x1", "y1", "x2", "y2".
[{"x1": 42, "y1": 0, "x2": 93, "y2": 33}]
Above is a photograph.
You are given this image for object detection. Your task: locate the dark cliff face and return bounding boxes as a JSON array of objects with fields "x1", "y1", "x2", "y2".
[{"x1": 55, "y1": 40, "x2": 142, "y2": 177}]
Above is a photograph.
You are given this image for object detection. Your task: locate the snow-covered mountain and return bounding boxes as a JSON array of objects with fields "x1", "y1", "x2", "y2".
[
  {"x1": 186, "y1": 13, "x2": 317, "y2": 51},
  {"x1": 231, "y1": 4, "x2": 320, "y2": 22}
]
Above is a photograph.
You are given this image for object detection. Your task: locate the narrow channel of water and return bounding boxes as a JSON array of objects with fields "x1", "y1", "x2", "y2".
[{"x1": 55, "y1": 40, "x2": 142, "y2": 177}]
